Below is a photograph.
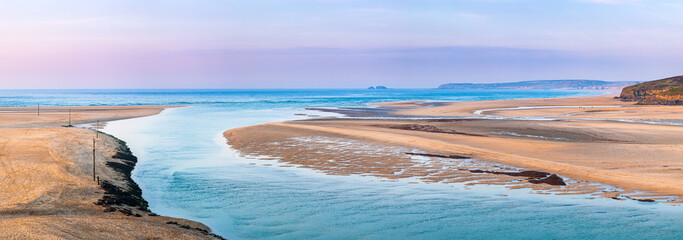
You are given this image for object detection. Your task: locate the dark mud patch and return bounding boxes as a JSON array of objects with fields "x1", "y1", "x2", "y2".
[
  {"x1": 166, "y1": 221, "x2": 227, "y2": 240},
  {"x1": 404, "y1": 152, "x2": 470, "y2": 159},
  {"x1": 528, "y1": 174, "x2": 566, "y2": 185},
  {"x1": 612, "y1": 196, "x2": 658, "y2": 203},
  {"x1": 425, "y1": 119, "x2": 478, "y2": 123},
  {"x1": 469, "y1": 169, "x2": 566, "y2": 186},
  {"x1": 387, "y1": 124, "x2": 486, "y2": 137}
]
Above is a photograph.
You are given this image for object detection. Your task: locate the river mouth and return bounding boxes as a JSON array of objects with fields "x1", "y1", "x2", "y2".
[{"x1": 101, "y1": 105, "x2": 683, "y2": 239}]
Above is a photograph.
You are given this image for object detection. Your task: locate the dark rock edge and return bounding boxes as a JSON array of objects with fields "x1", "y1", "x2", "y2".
[{"x1": 96, "y1": 131, "x2": 226, "y2": 240}]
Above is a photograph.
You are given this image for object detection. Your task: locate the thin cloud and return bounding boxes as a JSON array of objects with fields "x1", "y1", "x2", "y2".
[{"x1": 45, "y1": 18, "x2": 104, "y2": 25}]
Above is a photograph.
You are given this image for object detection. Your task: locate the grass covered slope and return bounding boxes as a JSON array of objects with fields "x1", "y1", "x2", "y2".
[{"x1": 620, "y1": 75, "x2": 683, "y2": 105}]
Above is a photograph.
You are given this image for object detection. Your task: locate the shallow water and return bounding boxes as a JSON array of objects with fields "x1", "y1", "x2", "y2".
[
  {"x1": 101, "y1": 105, "x2": 683, "y2": 240},
  {"x1": 0, "y1": 88, "x2": 599, "y2": 107}
]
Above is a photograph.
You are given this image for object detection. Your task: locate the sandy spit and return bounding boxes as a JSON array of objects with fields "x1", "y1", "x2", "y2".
[{"x1": 0, "y1": 106, "x2": 223, "y2": 240}]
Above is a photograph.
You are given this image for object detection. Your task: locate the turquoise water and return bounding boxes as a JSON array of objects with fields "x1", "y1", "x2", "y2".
[
  {"x1": 0, "y1": 88, "x2": 598, "y2": 107},
  {"x1": 4, "y1": 89, "x2": 681, "y2": 239}
]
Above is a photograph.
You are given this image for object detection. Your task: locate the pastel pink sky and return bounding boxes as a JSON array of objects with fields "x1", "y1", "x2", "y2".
[{"x1": 1, "y1": 0, "x2": 682, "y2": 88}]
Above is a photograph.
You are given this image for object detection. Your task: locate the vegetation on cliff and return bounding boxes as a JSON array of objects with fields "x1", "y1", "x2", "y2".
[{"x1": 619, "y1": 76, "x2": 683, "y2": 105}]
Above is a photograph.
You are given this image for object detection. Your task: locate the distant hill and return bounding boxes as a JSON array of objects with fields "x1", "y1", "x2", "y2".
[
  {"x1": 619, "y1": 75, "x2": 683, "y2": 105},
  {"x1": 438, "y1": 80, "x2": 639, "y2": 90},
  {"x1": 368, "y1": 85, "x2": 388, "y2": 89}
]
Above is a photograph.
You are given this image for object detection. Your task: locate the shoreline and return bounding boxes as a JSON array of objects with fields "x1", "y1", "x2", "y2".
[
  {"x1": 4, "y1": 94, "x2": 679, "y2": 237},
  {"x1": 0, "y1": 105, "x2": 183, "y2": 128},
  {"x1": 0, "y1": 105, "x2": 224, "y2": 239},
  {"x1": 225, "y1": 95, "x2": 683, "y2": 202}
]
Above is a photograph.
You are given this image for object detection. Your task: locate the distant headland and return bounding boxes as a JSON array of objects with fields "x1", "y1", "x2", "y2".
[
  {"x1": 368, "y1": 85, "x2": 388, "y2": 89},
  {"x1": 438, "y1": 80, "x2": 638, "y2": 90},
  {"x1": 619, "y1": 75, "x2": 683, "y2": 105}
]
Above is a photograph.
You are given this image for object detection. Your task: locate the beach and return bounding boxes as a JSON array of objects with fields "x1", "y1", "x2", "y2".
[
  {"x1": 376, "y1": 95, "x2": 683, "y2": 120},
  {"x1": 225, "y1": 96, "x2": 683, "y2": 201},
  {"x1": 0, "y1": 106, "x2": 222, "y2": 239}
]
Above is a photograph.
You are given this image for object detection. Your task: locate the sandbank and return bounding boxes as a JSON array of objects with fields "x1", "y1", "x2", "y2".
[
  {"x1": 376, "y1": 95, "x2": 683, "y2": 120},
  {"x1": 225, "y1": 96, "x2": 683, "y2": 202}
]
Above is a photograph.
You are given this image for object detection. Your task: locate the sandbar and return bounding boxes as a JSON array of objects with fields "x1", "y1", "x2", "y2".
[{"x1": 225, "y1": 96, "x2": 683, "y2": 202}]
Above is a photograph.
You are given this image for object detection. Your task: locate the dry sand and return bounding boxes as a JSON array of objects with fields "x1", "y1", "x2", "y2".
[
  {"x1": 0, "y1": 106, "x2": 222, "y2": 239},
  {"x1": 0, "y1": 106, "x2": 176, "y2": 128},
  {"x1": 377, "y1": 95, "x2": 683, "y2": 120},
  {"x1": 225, "y1": 96, "x2": 683, "y2": 202}
]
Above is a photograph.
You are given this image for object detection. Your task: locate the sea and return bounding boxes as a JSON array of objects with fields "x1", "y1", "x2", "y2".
[{"x1": 1, "y1": 89, "x2": 681, "y2": 239}]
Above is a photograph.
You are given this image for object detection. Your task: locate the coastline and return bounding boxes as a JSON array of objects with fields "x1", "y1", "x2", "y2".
[
  {"x1": 4, "y1": 94, "x2": 679, "y2": 238},
  {"x1": 373, "y1": 94, "x2": 682, "y2": 120},
  {"x1": 225, "y1": 95, "x2": 683, "y2": 202},
  {"x1": 0, "y1": 106, "x2": 224, "y2": 239},
  {"x1": 0, "y1": 106, "x2": 182, "y2": 128}
]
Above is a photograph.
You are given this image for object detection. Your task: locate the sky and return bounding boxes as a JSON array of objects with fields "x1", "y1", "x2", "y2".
[{"x1": 0, "y1": 0, "x2": 682, "y2": 89}]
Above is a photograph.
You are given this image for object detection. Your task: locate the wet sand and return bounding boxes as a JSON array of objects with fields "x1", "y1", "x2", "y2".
[
  {"x1": 225, "y1": 96, "x2": 683, "y2": 202},
  {"x1": 376, "y1": 95, "x2": 683, "y2": 120},
  {"x1": 0, "y1": 106, "x2": 222, "y2": 239}
]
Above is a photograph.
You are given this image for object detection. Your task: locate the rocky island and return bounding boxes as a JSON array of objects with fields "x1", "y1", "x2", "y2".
[{"x1": 619, "y1": 75, "x2": 683, "y2": 105}]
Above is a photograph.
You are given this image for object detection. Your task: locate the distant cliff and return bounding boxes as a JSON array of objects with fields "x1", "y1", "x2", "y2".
[
  {"x1": 619, "y1": 76, "x2": 683, "y2": 105},
  {"x1": 438, "y1": 80, "x2": 638, "y2": 90}
]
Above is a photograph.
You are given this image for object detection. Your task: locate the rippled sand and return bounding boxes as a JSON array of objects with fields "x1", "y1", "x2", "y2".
[{"x1": 225, "y1": 96, "x2": 683, "y2": 203}]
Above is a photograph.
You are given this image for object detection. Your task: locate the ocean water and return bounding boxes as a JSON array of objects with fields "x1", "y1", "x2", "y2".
[
  {"x1": 3, "y1": 89, "x2": 681, "y2": 239},
  {"x1": 0, "y1": 88, "x2": 600, "y2": 107}
]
